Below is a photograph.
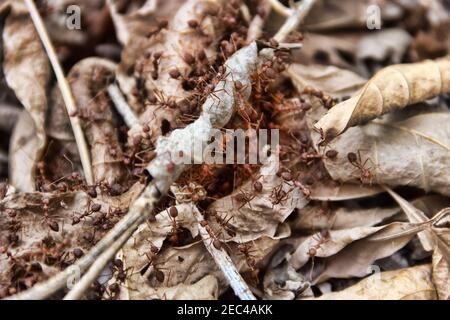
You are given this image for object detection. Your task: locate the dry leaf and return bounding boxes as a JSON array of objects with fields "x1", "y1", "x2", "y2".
[
  {"x1": 208, "y1": 154, "x2": 308, "y2": 243},
  {"x1": 286, "y1": 211, "x2": 446, "y2": 287},
  {"x1": 68, "y1": 58, "x2": 128, "y2": 185},
  {"x1": 313, "y1": 219, "x2": 444, "y2": 284},
  {"x1": 314, "y1": 55, "x2": 450, "y2": 143},
  {"x1": 309, "y1": 182, "x2": 383, "y2": 201},
  {"x1": 292, "y1": 204, "x2": 400, "y2": 231},
  {"x1": 292, "y1": 33, "x2": 360, "y2": 72},
  {"x1": 357, "y1": 28, "x2": 412, "y2": 67},
  {"x1": 2, "y1": 1, "x2": 50, "y2": 191},
  {"x1": 0, "y1": 187, "x2": 140, "y2": 295},
  {"x1": 310, "y1": 110, "x2": 450, "y2": 195},
  {"x1": 314, "y1": 265, "x2": 437, "y2": 300},
  {"x1": 8, "y1": 111, "x2": 40, "y2": 191},
  {"x1": 431, "y1": 228, "x2": 450, "y2": 300},
  {"x1": 288, "y1": 64, "x2": 367, "y2": 100}
]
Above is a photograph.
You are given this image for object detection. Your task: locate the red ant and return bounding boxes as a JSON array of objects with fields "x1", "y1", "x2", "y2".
[
  {"x1": 146, "y1": 20, "x2": 168, "y2": 39},
  {"x1": 237, "y1": 243, "x2": 257, "y2": 270},
  {"x1": 213, "y1": 211, "x2": 237, "y2": 238},
  {"x1": 0, "y1": 182, "x2": 9, "y2": 200},
  {"x1": 72, "y1": 202, "x2": 102, "y2": 225},
  {"x1": 151, "y1": 89, "x2": 178, "y2": 110},
  {"x1": 167, "y1": 206, "x2": 181, "y2": 246},
  {"x1": 270, "y1": 184, "x2": 290, "y2": 207},
  {"x1": 278, "y1": 169, "x2": 312, "y2": 199},
  {"x1": 307, "y1": 230, "x2": 330, "y2": 280},
  {"x1": 347, "y1": 151, "x2": 375, "y2": 184},
  {"x1": 42, "y1": 198, "x2": 59, "y2": 232},
  {"x1": 112, "y1": 258, "x2": 133, "y2": 284},
  {"x1": 203, "y1": 221, "x2": 223, "y2": 251},
  {"x1": 233, "y1": 190, "x2": 256, "y2": 211}
]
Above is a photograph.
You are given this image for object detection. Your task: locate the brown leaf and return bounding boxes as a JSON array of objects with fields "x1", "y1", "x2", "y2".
[
  {"x1": 2, "y1": 1, "x2": 50, "y2": 191},
  {"x1": 292, "y1": 33, "x2": 361, "y2": 72},
  {"x1": 431, "y1": 227, "x2": 450, "y2": 300},
  {"x1": 291, "y1": 204, "x2": 400, "y2": 232},
  {"x1": 8, "y1": 111, "x2": 40, "y2": 191},
  {"x1": 0, "y1": 188, "x2": 139, "y2": 295},
  {"x1": 314, "y1": 265, "x2": 437, "y2": 300},
  {"x1": 288, "y1": 64, "x2": 366, "y2": 100},
  {"x1": 357, "y1": 29, "x2": 412, "y2": 67},
  {"x1": 314, "y1": 55, "x2": 450, "y2": 143},
  {"x1": 208, "y1": 154, "x2": 308, "y2": 242},
  {"x1": 68, "y1": 58, "x2": 127, "y2": 185},
  {"x1": 310, "y1": 110, "x2": 450, "y2": 195},
  {"x1": 312, "y1": 219, "x2": 442, "y2": 284}
]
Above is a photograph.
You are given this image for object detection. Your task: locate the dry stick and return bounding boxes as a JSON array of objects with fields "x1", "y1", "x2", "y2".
[
  {"x1": 24, "y1": 0, "x2": 94, "y2": 185},
  {"x1": 191, "y1": 206, "x2": 256, "y2": 300},
  {"x1": 7, "y1": 184, "x2": 161, "y2": 300},
  {"x1": 247, "y1": 0, "x2": 272, "y2": 42},
  {"x1": 63, "y1": 219, "x2": 141, "y2": 300},
  {"x1": 107, "y1": 84, "x2": 139, "y2": 128},
  {"x1": 268, "y1": 0, "x2": 291, "y2": 16},
  {"x1": 273, "y1": 0, "x2": 317, "y2": 42}
]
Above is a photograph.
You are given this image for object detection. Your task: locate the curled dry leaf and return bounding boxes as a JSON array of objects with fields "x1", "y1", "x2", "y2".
[
  {"x1": 314, "y1": 221, "x2": 446, "y2": 285},
  {"x1": 120, "y1": 204, "x2": 198, "y2": 275},
  {"x1": 207, "y1": 153, "x2": 308, "y2": 243},
  {"x1": 314, "y1": 265, "x2": 437, "y2": 300},
  {"x1": 314, "y1": 55, "x2": 450, "y2": 143},
  {"x1": 286, "y1": 210, "x2": 447, "y2": 289},
  {"x1": 68, "y1": 58, "x2": 127, "y2": 185},
  {"x1": 311, "y1": 110, "x2": 450, "y2": 195},
  {"x1": 1, "y1": 1, "x2": 50, "y2": 191},
  {"x1": 286, "y1": 63, "x2": 382, "y2": 201}
]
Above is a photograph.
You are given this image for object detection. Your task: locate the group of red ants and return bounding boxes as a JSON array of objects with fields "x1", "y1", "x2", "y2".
[{"x1": 0, "y1": 0, "x2": 377, "y2": 299}]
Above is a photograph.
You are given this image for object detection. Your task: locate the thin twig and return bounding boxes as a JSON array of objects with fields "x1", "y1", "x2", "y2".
[
  {"x1": 63, "y1": 220, "x2": 140, "y2": 300},
  {"x1": 273, "y1": 0, "x2": 317, "y2": 42},
  {"x1": 24, "y1": 0, "x2": 94, "y2": 185},
  {"x1": 7, "y1": 184, "x2": 160, "y2": 299},
  {"x1": 107, "y1": 84, "x2": 139, "y2": 128},
  {"x1": 247, "y1": 0, "x2": 272, "y2": 42},
  {"x1": 269, "y1": 0, "x2": 291, "y2": 16},
  {"x1": 192, "y1": 206, "x2": 256, "y2": 300}
]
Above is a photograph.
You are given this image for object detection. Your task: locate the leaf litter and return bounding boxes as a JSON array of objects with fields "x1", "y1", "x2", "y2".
[{"x1": 0, "y1": 0, "x2": 449, "y2": 301}]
